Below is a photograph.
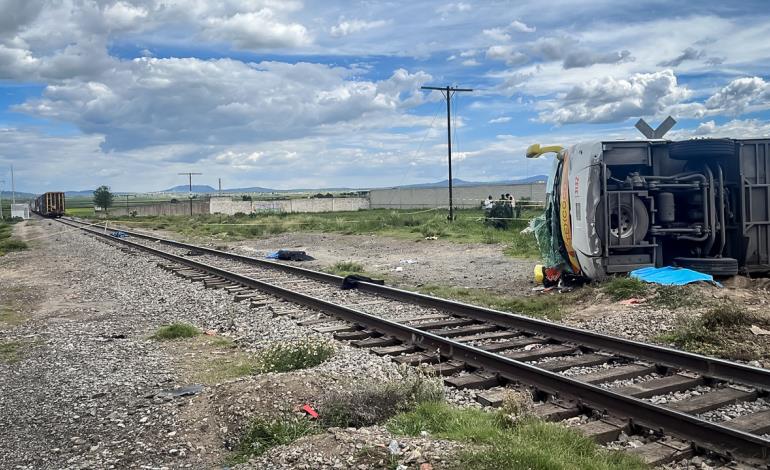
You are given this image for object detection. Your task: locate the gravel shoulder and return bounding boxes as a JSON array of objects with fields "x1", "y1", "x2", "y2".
[{"x1": 0, "y1": 220, "x2": 476, "y2": 468}]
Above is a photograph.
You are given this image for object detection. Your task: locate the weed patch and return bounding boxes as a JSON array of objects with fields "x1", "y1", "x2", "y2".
[
  {"x1": 658, "y1": 305, "x2": 769, "y2": 361},
  {"x1": 602, "y1": 277, "x2": 648, "y2": 301},
  {"x1": 388, "y1": 402, "x2": 647, "y2": 470},
  {"x1": 324, "y1": 261, "x2": 365, "y2": 277},
  {"x1": 417, "y1": 284, "x2": 565, "y2": 320},
  {"x1": 0, "y1": 340, "x2": 23, "y2": 363},
  {"x1": 152, "y1": 322, "x2": 200, "y2": 340},
  {"x1": 0, "y1": 305, "x2": 24, "y2": 327},
  {"x1": 229, "y1": 415, "x2": 319, "y2": 464},
  {"x1": 650, "y1": 285, "x2": 701, "y2": 309},
  {"x1": 255, "y1": 339, "x2": 335, "y2": 373},
  {"x1": 318, "y1": 370, "x2": 443, "y2": 428},
  {"x1": 0, "y1": 221, "x2": 27, "y2": 255}
]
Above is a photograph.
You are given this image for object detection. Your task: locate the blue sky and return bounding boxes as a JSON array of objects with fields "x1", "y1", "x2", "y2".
[{"x1": 1, "y1": 0, "x2": 769, "y2": 193}]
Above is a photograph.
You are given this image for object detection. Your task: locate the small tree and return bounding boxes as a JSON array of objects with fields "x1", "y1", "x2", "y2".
[{"x1": 93, "y1": 185, "x2": 114, "y2": 215}]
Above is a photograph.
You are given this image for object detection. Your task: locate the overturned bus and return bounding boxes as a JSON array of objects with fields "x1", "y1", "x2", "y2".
[{"x1": 528, "y1": 136, "x2": 770, "y2": 280}]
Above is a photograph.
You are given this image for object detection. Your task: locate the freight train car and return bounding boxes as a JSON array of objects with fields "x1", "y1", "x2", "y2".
[{"x1": 33, "y1": 192, "x2": 66, "y2": 218}]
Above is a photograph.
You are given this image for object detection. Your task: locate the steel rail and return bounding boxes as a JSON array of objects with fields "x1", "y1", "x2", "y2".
[
  {"x1": 60, "y1": 217, "x2": 770, "y2": 463},
  {"x1": 62, "y1": 217, "x2": 770, "y2": 390}
]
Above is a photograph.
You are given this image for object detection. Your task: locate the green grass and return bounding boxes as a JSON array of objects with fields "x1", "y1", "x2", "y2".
[
  {"x1": 324, "y1": 261, "x2": 365, "y2": 276},
  {"x1": 657, "y1": 305, "x2": 769, "y2": 361},
  {"x1": 0, "y1": 220, "x2": 28, "y2": 255},
  {"x1": 601, "y1": 277, "x2": 648, "y2": 301},
  {"x1": 65, "y1": 207, "x2": 95, "y2": 217},
  {"x1": 388, "y1": 402, "x2": 647, "y2": 470},
  {"x1": 152, "y1": 322, "x2": 201, "y2": 340},
  {"x1": 255, "y1": 339, "x2": 335, "y2": 373},
  {"x1": 87, "y1": 208, "x2": 541, "y2": 258},
  {"x1": 0, "y1": 305, "x2": 24, "y2": 327},
  {"x1": 228, "y1": 415, "x2": 320, "y2": 464},
  {"x1": 416, "y1": 284, "x2": 567, "y2": 320},
  {"x1": 0, "y1": 340, "x2": 23, "y2": 363}
]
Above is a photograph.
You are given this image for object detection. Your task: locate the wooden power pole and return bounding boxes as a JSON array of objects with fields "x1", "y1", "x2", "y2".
[{"x1": 421, "y1": 85, "x2": 472, "y2": 221}]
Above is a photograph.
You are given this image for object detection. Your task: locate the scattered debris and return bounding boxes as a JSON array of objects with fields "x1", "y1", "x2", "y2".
[
  {"x1": 619, "y1": 298, "x2": 647, "y2": 305},
  {"x1": 341, "y1": 274, "x2": 385, "y2": 290},
  {"x1": 301, "y1": 404, "x2": 319, "y2": 419},
  {"x1": 400, "y1": 259, "x2": 418, "y2": 264},
  {"x1": 110, "y1": 231, "x2": 128, "y2": 238},
  {"x1": 424, "y1": 236, "x2": 438, "y2": 240},
  {"x1": 266, "y1": 249, "x2": 315, "y2": 261},
  {"x1": 162, "y1": 384, "x2": 203, "y2": 398}
]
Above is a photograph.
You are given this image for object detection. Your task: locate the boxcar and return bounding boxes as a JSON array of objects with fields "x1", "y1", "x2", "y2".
[{"x1": 33, "y1": 192, "x2": 66, "y2": 218}]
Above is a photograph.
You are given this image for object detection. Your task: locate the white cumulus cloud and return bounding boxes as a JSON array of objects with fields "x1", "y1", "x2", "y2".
[
  {"x1": 538, "y1": 70, "x2": 692, "y2": 124},
  {"x1": 330, "y1": 19, "x2": 388, "y2": 37}
]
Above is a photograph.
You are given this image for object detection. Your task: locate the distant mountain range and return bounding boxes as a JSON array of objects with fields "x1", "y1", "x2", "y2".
[
  {"x1": 392, "y1": 175, "x2": 547, "y2": 189},
  {"x1": 12, "y1": 176, "x2": 548, "y2": 198},
  {"x1": 161, "y1": 176, "x2": 548, "y2": 194}
]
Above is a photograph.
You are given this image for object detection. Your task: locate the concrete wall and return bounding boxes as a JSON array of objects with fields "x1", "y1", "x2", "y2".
[
  {"x1": 11, "y1": 204, "x2": 30, "y2": 219},
  {"x1": 210, "y1": 197, "x2": 369, "y2": 215},
  {"x1": 369, "y1": 183, "x2": 546, "y2": 209},
  {"x1": 106, "y1": 200, "x2": 210, "y2": 217}
]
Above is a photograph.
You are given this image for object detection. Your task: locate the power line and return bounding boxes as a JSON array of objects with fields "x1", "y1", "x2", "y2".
[{"x1": 421, "y1": 85, "x2": 473, "y2": 221}]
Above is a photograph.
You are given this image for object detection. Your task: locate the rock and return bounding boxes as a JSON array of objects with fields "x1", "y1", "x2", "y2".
[{"x1": 388, "y1": 439, "x2": 401, "y2": 455}]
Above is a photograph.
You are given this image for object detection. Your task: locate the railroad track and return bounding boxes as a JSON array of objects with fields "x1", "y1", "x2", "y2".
[{"x1": 59, "y1": 217, "x2": 770, "y2": 467}]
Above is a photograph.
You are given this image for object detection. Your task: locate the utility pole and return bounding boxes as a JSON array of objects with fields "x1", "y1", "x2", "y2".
[
  {"x1": 178, "y1": 172, "x2": 202, "y2": 216},
  {"x1": 123, "y1": 194, "x2": 136, "y2": 216},
  {"x1": 218, "y1": 178, "x2": 222, "y2": 196},
  {"x1": 10, "y1": 164, "x2": 15, "y2": 205},
  {"x1": 421, "y1": 85, "x2": 473, "y2": 221},
  {"x1": 0, "y1": 179, "x2": 4, "y2": 220}
]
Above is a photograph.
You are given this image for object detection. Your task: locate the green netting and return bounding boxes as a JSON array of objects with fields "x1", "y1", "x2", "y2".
[{"x1": 530, "y1": 205, "x2": 568, "y2": 269}]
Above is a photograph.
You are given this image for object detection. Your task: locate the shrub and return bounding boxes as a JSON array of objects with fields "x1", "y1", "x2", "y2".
[
  {"x1": 701, "y1": 304, "x2": 758, "y2": 328},
  {"x1": 327, "y1": 261, "x2": 364, "y2": 276},
  {"x1": 255, "y1": 339, "x2": 335, "y2": 373},
  {"x1": 318, "y1": 370, "x2": 443, "y2": 428},
  {"x1": 152, "y1": 322, "x2": 200, "y2": 340}
]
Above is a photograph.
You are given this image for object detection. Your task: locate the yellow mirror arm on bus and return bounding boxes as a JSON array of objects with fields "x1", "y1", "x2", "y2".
[{"x1": 526, "y1": 143, "x2": 565, "y2": 159}]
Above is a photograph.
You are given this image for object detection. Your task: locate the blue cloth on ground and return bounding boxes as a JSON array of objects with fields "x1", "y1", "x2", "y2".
[
  {"x1": 629, "y1": 266, "x2": 719, "y2": 286},
  {"x1": 265, "y1": 251, "x2": 280, "y2": 259}
]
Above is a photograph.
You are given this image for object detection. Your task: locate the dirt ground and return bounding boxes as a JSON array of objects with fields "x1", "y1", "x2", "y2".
[{"x1": 127, "y1": 227, "x2": 538, "y2": 295}]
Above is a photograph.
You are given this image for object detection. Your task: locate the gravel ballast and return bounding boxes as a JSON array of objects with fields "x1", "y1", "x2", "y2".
[{"x1": 0, "y1": 221, "x2": 474, "y2": 468}]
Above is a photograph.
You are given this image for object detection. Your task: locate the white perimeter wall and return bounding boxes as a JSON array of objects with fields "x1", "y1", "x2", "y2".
[
  {"x1": 210, "y1": 197, "x2": 369, "y2": 215},
  {"x1": 369, "y1": 183, "x2": 546, "y2": 209}
]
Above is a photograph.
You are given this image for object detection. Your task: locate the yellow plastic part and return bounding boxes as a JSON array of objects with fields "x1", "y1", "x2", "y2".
[
  {"x1": 526, "y1": 143, "x2": 565, "y2": 159},
  {"x1": 534, "y1": 264, "x2": 544, "y2": 284}
]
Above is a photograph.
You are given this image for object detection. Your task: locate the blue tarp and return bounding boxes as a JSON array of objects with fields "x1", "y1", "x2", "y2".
[{"x1": 629, "y1": 266, "x2": 719, "y2": 286}]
